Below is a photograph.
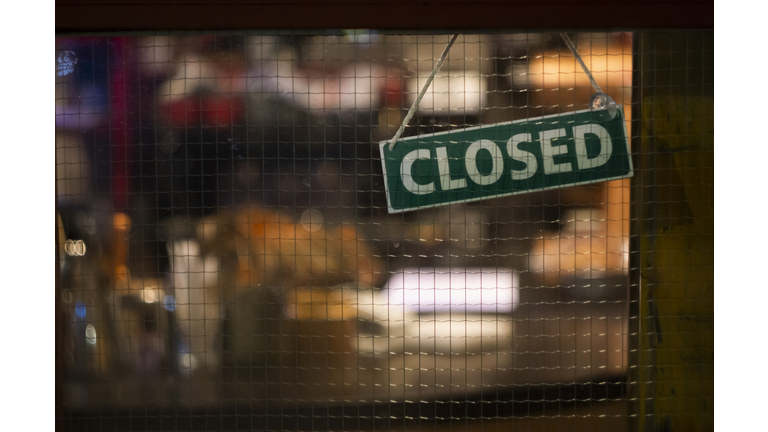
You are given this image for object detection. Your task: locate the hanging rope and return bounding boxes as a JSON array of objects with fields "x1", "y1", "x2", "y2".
[
  {"x1": 560, "y1": 32, "x2": 603, "y2": 94},
  {"x1": 388, "y1": 34, "x2": 459, "y2": 151}
]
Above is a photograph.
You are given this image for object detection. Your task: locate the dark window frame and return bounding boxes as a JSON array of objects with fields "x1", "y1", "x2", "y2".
[{"x1": 56, "y1": 0, "x2": 713, "y2": 33}]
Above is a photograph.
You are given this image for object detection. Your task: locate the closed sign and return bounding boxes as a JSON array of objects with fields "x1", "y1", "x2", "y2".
[{"x1": 379, "y1": 107, "x2": 633, "y2": 213}]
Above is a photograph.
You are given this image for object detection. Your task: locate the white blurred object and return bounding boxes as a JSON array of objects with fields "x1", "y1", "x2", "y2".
[
  {"x1": 256, "y1": 58, "x2": 386, "y2": 112},
  {"x1": 351, "y1": 268, "x2": 518, "y2": 356},
  {"x1": 156, "y1": 52, "x2": 248, "y2": 106},
  {"x1": 155, "y1": 53, "x2": 216, "y2": 104},
  {"x1": 167, "y1": 239, "x2": 222, "y2": 372},
  {"x1": 384, "y1": 267, "x2": 519, "y2": 314},
  {"x1": 405, "y1": 72, "x2": 487, "y2": 116}
]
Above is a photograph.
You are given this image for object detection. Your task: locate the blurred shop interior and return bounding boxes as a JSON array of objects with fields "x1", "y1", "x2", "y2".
[{"x1": 56, "y1": 31, "x2": 635, "y2": 428}]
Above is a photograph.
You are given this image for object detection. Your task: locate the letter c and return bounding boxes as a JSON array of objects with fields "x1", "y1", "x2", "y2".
[{"x1": 400, "y1": 149, "x2": 435, "y2": 195}]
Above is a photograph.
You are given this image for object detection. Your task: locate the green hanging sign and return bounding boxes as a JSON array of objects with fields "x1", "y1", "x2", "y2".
[{"x1": 379, "y1": 107, "x2": 633, "y2": 213}]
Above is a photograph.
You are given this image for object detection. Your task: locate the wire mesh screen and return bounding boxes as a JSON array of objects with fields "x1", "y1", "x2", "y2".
[{"x1": 55, "y1": 31, "x2": 713, "y2": 431}]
